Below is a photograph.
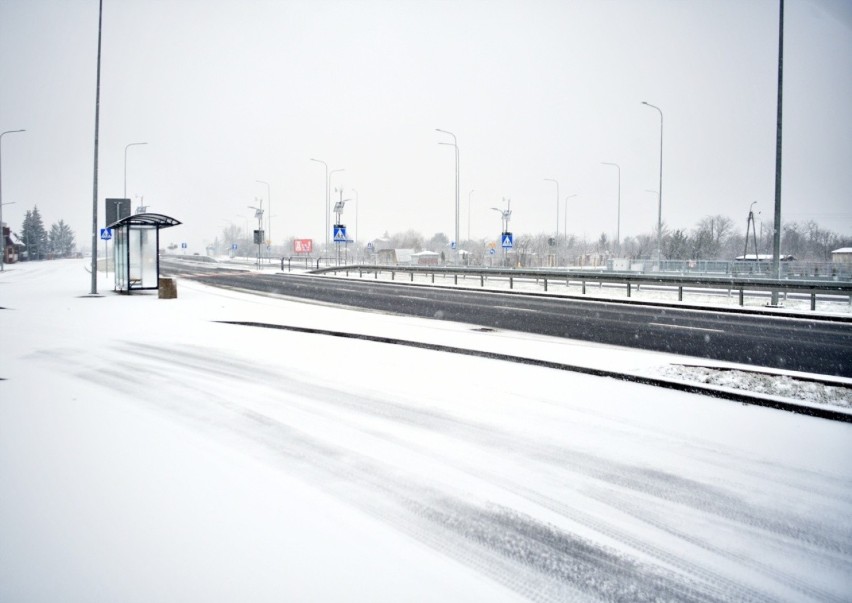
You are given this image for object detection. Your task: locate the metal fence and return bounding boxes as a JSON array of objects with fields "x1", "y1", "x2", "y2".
[{"x1": 310, "y1": 264, "x2": 852, "y2": 312}]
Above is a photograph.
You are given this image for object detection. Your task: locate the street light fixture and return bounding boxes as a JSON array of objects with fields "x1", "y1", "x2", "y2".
[
  {"x1": 563, "y1": 194, "x2": 577, "y2": 251},
  {"x1": 601, "y1": 162, "x2": 621, "y2": 248},
  {"x1": 328, "y1": 169, "x2": 344, "y2": 254},
  {"x1": 0, "y1": 129, "x2": 26, "y2": 272},
  {"x1": 257, "y1": 179, "x2": 270, "y2": 252},
  {"x1": 436, "y1": 128, "x2": 459, "y2": 261},
  {"x1": 642, "y1": 101, "x2": 664, "y2": 264},
  {"x1": 468, "y1": 189, "x2": 474, "y2": 242},
  {"x1": 124, "y1": 142, "x2": 147, "y2": 200},
  {"x1": 310, "y1": 158, "x2": 328, "y2": 253},
  {"x1": 544, "y1": 178, "x2": 559, "y2": 266}
]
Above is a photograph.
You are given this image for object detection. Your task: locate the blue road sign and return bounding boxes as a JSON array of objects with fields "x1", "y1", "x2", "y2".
[
  {"x1": 501, "y1": 232, "x2": 514, "y2": 249},
  {"x1": 333, "y1": 225, "x2": 348, "y2": 242},
  {"x1": 451, "y1": 241, "x2": 456, "y2": 250},
  {"x1": 181, "y1": 243, "x2": 188, "y2": 249},
  {"x1": 231, "y1": 243, "x2": 238, "y2": 251},
  {"x1": 489, "y1": 248, "x2": 496, "y2": 255},
  {"x1": 100, "y1": 228, "x2": 112, "y2": 241}
]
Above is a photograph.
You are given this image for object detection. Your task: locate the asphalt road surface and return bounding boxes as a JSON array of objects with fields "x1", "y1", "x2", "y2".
[{"x1": 162, "y1": 260, "x2": 852, "y2": 377}]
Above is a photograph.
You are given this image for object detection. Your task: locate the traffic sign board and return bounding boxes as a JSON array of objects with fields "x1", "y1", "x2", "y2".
[
  {"x1": 231, "y1": 243, "x2": 238, "y2": 251},
  {"x1": 99, "y1": 228, "x2": 112, "y2": 241},
  {"x1": 501, "y1": 232, "x2": 514, "y2": 249},
  {"x1": 333, "y1": 225, "x2": 347, "y2": 242}
]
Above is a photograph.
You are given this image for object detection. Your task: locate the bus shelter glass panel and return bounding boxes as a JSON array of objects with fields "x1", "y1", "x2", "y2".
[
  {"x1": 114, "y1": 226, "x2": 129, "y2": 290},
  {"x1": 129, "y1": 225, "x2": 158, "y2": 289}
]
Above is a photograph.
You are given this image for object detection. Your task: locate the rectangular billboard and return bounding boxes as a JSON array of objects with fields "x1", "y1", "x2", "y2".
[{"x1": 294, "y1": 239, "x2": 313, "y2": 254}]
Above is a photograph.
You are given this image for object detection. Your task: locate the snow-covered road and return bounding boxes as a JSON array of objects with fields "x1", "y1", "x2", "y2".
[{"x1": 2, "y1": 260, "x2": 851, "y2": 602}]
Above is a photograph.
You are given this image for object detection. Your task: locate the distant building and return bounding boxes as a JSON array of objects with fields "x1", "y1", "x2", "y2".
[
  {"x1": 831, "y1": 248, "x2": 852, "y2": 265},
  {"x1": 411, "y1": 250, "x2": 440, "y2": 266},
  {"x1": 2, "y1": 225, "x2": 18, "y2": 264}
]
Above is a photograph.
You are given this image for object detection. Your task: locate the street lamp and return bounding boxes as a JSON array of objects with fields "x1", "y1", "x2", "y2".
[
  {"x1": 601, "y1": 162, "x2": 621, "y2": 248},
  {"x1": 491, "y1": 202, "x2": 511, "y2": 267},
  {"x1": 563, "y1": 194, "x2": 577, "y2": 252},
  {"x1": 642, "y1": 101, "x2": 664, "y2": 264},
  {"x1": 124, "y1": 142, "x2": 147, "y2": 199},
  {"x1": 257, "y1": 179, "x2": 270, "y2": 252},
  {"x1": 436, "y1": 128, "x2": 459, "y2": 261},
  {"x1": 351, "y1": 188, "x2": 359, "y2": 261},
  {"x1": 468, "y1": 189, "x2": 474, "y2": 242},
  {"x1": 310, "y1": 158, "x2": 327, "y2": 253},
  {"x1": 544, "y1": 178, "x2": 559, "y2": 265},
  {"x1": 248, "y1": 200, "x2": 264, "y2": 268},
  {"x1": 328, "y1": 169, "x2": 344, "y2": 254},
  {"x1": 1, "y1": 129, "x2": 26, "y2": 272}
]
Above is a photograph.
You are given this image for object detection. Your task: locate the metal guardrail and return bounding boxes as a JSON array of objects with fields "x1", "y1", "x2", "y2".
[{"x1": 310, "y1": 264, "x2": 852, "y2": 311}]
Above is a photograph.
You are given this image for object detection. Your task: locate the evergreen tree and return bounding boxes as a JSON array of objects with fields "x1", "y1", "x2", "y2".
[
  {"x1": 20, "y1": 206, "x2": 48, "y2": 261},
  {"x1": 48, "y1": 219, "x2": 76, "y2": 257}
]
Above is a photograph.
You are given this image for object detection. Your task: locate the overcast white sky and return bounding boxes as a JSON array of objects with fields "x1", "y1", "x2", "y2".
[{"x1": 1, "y1": 0, "x2": 851, "y2": 253}]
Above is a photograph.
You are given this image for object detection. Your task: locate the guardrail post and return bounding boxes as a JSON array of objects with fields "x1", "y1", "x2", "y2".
[
  {"x1": 454, "y1": 274, "x2": 458, "y2": 285},
  {"x1": 582, "y1": 280, "x2": 586, "y2": 295},
  {"x1": 739, "y1": 289, "x2": 744, "y2": 306},
  {"x1": 544, "y1": 277, "x2": 548, "y2": 292},
  {"x1": 480, "y1": 274, "x2": 484, "y2": 287},
  {"x1": 375, "y1": 270, "x2": 378, "y2": 280},
  {"x1": 811, "y1": 293, "x2": 816, "y2": 311},
  {"x1": 627, "y1": 282, "x2": 631, "y2": 298},
  {"x1": 432, "y1": 272, "x2": 435, "y2": 283},
  {"x1": 391, "y1": 271, "x2": 395, "y2": 281},
  {"x1": 678, "y1": 286, "x2": 683, "y2": 301},
  {"x1": 510, "y1": 276, "x2": 514, "y2": 289},
  {"x1": 410, "y1": 272, "x2": 414, "y2": 282}
]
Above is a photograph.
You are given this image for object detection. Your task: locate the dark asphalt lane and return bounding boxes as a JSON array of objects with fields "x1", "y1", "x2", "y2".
[{"x1": 162, "y1": 262, "x2": 852, "y2": 377}]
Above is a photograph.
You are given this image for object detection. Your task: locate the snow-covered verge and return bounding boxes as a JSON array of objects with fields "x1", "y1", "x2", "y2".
[
  {"x1": 2, "y1": 259, "x2": 851, "y2": 602},
  {"x1": 656, "y1": 365, "x2": 852, "y2": 409}
]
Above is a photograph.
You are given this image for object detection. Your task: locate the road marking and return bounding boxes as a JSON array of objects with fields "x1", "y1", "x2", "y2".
[
  {"x1": 494, "y1": 306, "x2": 540, "y2": 313},
  {"x1": 649, "y1": 322, "x2": 725, "y2": 334}
]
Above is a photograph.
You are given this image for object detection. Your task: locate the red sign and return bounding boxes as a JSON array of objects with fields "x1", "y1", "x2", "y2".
[{"x1": 294, "y1": 239, "x2": 313, "y2": 254}]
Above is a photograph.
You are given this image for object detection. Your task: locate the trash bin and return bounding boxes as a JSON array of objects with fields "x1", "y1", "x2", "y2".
[{"x1": 158, "y1": 277, "x2": 177, "y2": 299}]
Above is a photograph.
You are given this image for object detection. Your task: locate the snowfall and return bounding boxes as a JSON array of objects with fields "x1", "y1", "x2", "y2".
[{"x1": 1, "y1": 258, "x2": 851, "y2": 603}]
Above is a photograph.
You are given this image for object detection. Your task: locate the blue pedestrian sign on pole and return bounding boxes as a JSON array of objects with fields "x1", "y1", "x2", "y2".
[
  {"x1": 100, "y1": 228, "x2": 112, "y2": 241},
  {"x1": 501, "y1": 232, "x2": 514, "y2": 249},
  {"x1": 333, "y1": 225, "x2": 348, "y2": 243},
  {"x1": 451, "y1": 241, "x2": 456, "y2": 250},
  {"x1": 231, "y1": 243, "x2": 238, "y2": 251}
]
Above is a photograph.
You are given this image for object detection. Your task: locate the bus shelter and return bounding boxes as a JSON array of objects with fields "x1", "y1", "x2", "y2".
[{"x1": 108, "y1": 213, "x2": 181, "y2": 293}]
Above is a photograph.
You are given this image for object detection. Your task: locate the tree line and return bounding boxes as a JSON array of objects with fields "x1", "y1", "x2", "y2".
[
  {"x1": 209, "y1": 212, "x2": 851, "y2": 266},
  {"x1": 13, "y1": 205, "x2": 76, "y2": 260}
]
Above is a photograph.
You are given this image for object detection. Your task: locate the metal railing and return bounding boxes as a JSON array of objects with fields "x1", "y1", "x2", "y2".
[{"x1": 310, "y1": 264, "x2": 852, "y2": 312}]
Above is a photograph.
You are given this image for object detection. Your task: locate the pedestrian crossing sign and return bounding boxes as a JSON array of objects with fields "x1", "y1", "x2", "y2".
[
  {"x1": 333, "y1": 225, "x2": 347, "y2": 242},
  {"x1": 501, "y1": 232, "x2": 514, "y2": 249}
]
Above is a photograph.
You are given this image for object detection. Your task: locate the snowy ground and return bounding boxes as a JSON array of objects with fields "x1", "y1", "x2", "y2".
[{"x1": 2, "y1": 259, "x2": 851, "y2": 602}]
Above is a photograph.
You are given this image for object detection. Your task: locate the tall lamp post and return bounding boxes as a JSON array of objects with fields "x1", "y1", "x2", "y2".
[
  {"x1": 257, "y1": 179, "x2": 271, "y2": 252},
  {"x1": 310, "y1": 158, "x2": 327, "y2": 253},
  {"x1": 351, "y1": 188, "x2": 359, "y2": 262},
  {"x1": 468, "y1": 189, "x2": 474, "y2": 243},
  {"x1": 544, "y1": 178, "x2": 559, "y2": 266},
  {"x1": 328, "y1": 169, "x2": 344, "y2": 254},
  {"x1": 436, "y1": 128, "x2": 459, "y2": 262},
  {"x1": 1, "y1": 129, "x2": 26, "y2": 272},
  {"x1": 601, "y1": 162, "x2": 621, "y2": 248},
  {"x1": 124, "y1": 142, "x2": 147, "y2": 200},
  {"x1": 642, "y1": 101, "x2": 664, "y2": 265},
  {"x1": 563, "y1": 193, "x2": 577, "y2": 255}
]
